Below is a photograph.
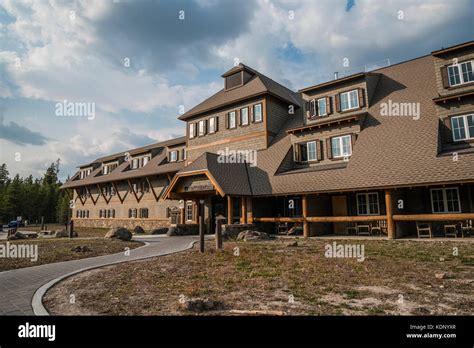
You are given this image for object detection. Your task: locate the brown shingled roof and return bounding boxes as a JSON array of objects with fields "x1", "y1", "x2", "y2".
[{"x1": 178, "y1": 64, "x2": 302, "y2": 120}]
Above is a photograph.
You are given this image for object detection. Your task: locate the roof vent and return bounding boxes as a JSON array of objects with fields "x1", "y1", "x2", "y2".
[{"x1": 334, "y1": 72, "x2": 339, "y2": 80}]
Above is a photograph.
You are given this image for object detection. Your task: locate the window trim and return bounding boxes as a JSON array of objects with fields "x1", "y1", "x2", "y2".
[
  {"x1": 317, "y1": 98, "x2": 327, "y2": 116},
  {"x1": 430, "y1": 187, "x2": 461, "y2": 214},
  {"x1": 253, "y1": 103, "x2": 263, "y2": 123},
  {"x1": 309, "y1": 99, "x2": 317, "y2": 118},
  {"x1": 208, "y1": 116, "x2": 216, "y2": 134},
  {"x1": 198, "y1": 119, "x2": 206, "y2": 136},
  {"x1": 240, "y1": 107, "x2": 249, "y2": 126},
  {"x1": 450, "y1": 114, "x2": 474, "y2": 142},
  {"x1": 331, "y1": 135, "x2": 352, "y2": 159},
  {"x1": 228, "y1": 111, "x2": 237, "y2": 129},
  {"x1": 169, "y1": 150, "x2": 178, "y2": 162},
  {"x1": 447, "y1": 60, "x2": 474, "y2": 87},
  {"x1": 189, "y1": 122, "x2": 196, "y2": 139},
  {"x1": 306, "y1": 141, "x2": 317, "y2": 162},
  {"x1": 339, "y1": 89, "x2": 359, "y2": 112},
  {"x1": 356, "y1": 192, "x2": 380, "y2": 216},
  {"x1": 186, "y1": 201, "x2": 194, "y2": 222}
]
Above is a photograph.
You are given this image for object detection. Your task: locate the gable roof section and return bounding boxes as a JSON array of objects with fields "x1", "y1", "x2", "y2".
[{"x1": 178, "y1": 64, "x2": 302, "y2": 120}]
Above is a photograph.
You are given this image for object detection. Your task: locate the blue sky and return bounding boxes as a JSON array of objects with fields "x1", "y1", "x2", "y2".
[{"x1": 0, "y1": 0, "x2": 473, "y2": 181}]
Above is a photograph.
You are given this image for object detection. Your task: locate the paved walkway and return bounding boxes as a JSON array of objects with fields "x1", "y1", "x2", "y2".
[{"x1": 0, "y1": 236, "x2": 199, "y2": 315}]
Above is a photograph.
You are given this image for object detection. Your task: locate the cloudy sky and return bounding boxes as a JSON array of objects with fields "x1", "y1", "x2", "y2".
[{"x1": 0, "y1": 0, "x2": 473, "y2": 181}]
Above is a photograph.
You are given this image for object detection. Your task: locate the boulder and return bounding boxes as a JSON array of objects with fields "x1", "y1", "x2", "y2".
[
  {"x1": 179, "y1": 298, "x2": 221, "y2": 312},
  {"x1": 13, "y1": 231, "x2": 29, "y2": 240},
  {"x1": 166, "y1": 226, "x2": 198, "y2": 236},
  {"x1": 133, "y1": 226, "x2": 145, "y2": 234},
  {"x1": 7, "y1": 234, "x2": 19, "y2": 241},
  {"x1": 151, "y1": 227, "x2": 169, "y2": 235},
  {"x1": 105, "y1": 227, "x2": 132, "y2": 241},
  {"x1": 55, "y1": 229, "x2": 68, "y2": 238},
  {"x1": 222, "y1": 229, "x2": 240, "y2": 241},
  {"x1": 237, "y1": 230, "x2": 273, "y2": 242},
  {"x1": 71, "y1": 245, "x2": 91, "y2": 253}
]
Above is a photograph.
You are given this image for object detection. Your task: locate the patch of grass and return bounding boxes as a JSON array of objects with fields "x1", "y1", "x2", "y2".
[
  {"x1": 44, "y1": 239, "x2": 474, "y2": 316},
  {"x1": 0, "y1": 238, "x2": 143, "y2": 272}
]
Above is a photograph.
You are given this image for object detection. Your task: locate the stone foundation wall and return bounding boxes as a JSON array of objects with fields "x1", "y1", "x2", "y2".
[{"x1": 73, "y1": 218, "x2": 170, "y2": 231}]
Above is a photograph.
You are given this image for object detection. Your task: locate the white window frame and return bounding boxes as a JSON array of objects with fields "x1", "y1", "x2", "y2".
[
  {"x1": 228, "y1": 111, "x2": 237, "y2": 129},
  {"x1": 186, "y1": 201, "x2": 193, "y2": 222},
  {"x1": 307, "y1": 141, "x2": 317, "y2": 162},
  {"x1": 253, "y1": 103, "x2": 262, "y2": 122},
  {"x1": 142, "y1": 156, "x2": 150, "y2": 167},
  {"x1": 317, "y1": 98, "x2": 327, "y2": 116},
  {"x1": 309, "y1": 99, "x2": 317, "y2": 117},
  {"x1": 430, "y1": 188, "x2": 461, "y2": 214},
  {"x1": 189, "y1": 123, "x2": 196, "y2": 139},
  {"x1": 331, "y1": 135, "x2": 352, "y2": 158},
  {"x1": 448, "y1": 60, "x2": 474, "y2": 87},
  {"x1": 240, "y1": 107, "x2": 249, "y2": 125},
  {"x1": 198, "y1": 120, "x2": 206, "y2": 136},
  {"x1": 451, "y1": 114, "x2": 474, "y2": 141},
  {"x1": 169, "y1": 150, "x2": 178, "y2": 162},
  {"x1": 208, "y1": 117, "x2": 216, "y2": 134},
  {"x1": 339, "y1": 90, "x2": 359, "y2": 111},
  {"x1": 356, "y1": 192, "x2": 380, "y2": 216}
]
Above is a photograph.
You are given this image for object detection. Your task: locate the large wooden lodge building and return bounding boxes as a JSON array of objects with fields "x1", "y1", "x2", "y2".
[{"x1": 62, "y1": 41, "x2": 474, "y2": 239}]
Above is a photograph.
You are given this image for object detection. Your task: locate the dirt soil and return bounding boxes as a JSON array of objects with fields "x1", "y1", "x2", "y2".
[{"x1": 43, "y1": 238, "x2": 474, "y2": 315}]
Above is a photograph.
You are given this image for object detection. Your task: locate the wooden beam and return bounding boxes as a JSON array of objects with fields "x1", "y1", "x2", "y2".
[
  {"x1": 112, "y1": 181, "x2": 125, "y2": 204},
  {"x1": 240, "y1": 197, "x2": 247, "y2": 224},
  {"x1": 127, "y1": 179, "x2": 140, "y2": 203},
  {"x1": 246, "y1": 197, "x2": 253, "y2": 223},
  {"x1": 86, "y1": 186, "x2": 98, "y2": 205},
  {"x1": 393, "y1": 213, "x2": 474, "y2": 221},
  {"x1": 302, "y1": 195, "x2": 309, "y2": 237},
  {"x1": 146, "y1": 176, "x2": 159, "y2": 202},
  {"x1": 74, "y1": 188, "x2": 85, "y2": 206},
  {"x1": 227, "y1": 195, "x2": 233, "y2": 225},
  {"x1": 97, "y1": 184, "x2": 111, "y2": 204},
  {"x1": 385, "y1": 190, "x2": 395, "y2": 239}
]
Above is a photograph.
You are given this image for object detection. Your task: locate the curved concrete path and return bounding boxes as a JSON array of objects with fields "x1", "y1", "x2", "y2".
[{"x1": 0, "y1": 236, "x2": 199, "y2": 315}]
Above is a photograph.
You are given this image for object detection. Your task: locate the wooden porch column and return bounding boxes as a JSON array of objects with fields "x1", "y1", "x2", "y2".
[
  {"x1": 385, "y1": 190, "x2": 395, "y2": 239},
  {"x1": 246, "y1": 197, "x2": 253, "y2": 223},
  {"x1": 240, "y1": 197, "x2": 247, "y2": 224},
  {"x1": 227, "y1": 195, "x2": 233, "y2": 225},
  {"x1": 180, "y1": 206, "x2": 185, "y2": 224},
  {"x1": 193, "y1": 200, "x2": 198, "y2": 224},
  {"x1": 302, "y1": 195, "x2": 309, "y2": 238}
]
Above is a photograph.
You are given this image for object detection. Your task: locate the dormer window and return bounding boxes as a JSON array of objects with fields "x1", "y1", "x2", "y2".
[
  {"x1": 79, "y1": 168, "x2": 91, "y2": 179},
  {"x1": 225, "y1": 72, "x2": 243, "y2": 90},
  {"x1": 102, "y1": 162, "x2": 118, "y2": 175},
  {"x1": 451, "y1": 114, "x2": 474, "y2": 141},
  {"x1": 317, "y1": 98, "x2": 327, "y2": 116},
  {"x1": 253, "y1": 103, "x2": 262, "y2": 123},
  {"x1": 198, "y1": 120, "x2": 206, "y2": 136},
  {"x1": 331, "y1": 135, "x2": 352, "y2": 158},
  {"x1": 447, "y1": 61, "x2": 474, "y2": 87},
  {"x1": 339, "y1": 90, "x2": 359, "y2": 112},
  {"x1": 227, "y1": 111, "x2": 237, "y2": 129},
  {"x1": 189, "y1": 123, "x2": 196, "y2": 139},
  {"x1": 169, "y1": 150, "x2": 178, "y2": 162},
  {"x1": 240, "y1": 107, "x2": 249, "y2": 126},
  {"x1": 131, "y1": 158, "x2": 139, "y2": 169}
]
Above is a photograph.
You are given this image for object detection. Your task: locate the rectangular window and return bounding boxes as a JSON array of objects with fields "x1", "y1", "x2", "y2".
[
  {"x1": 240, "y1": 107, "x2": 249, "y2": 125},
  {"x1": 139, "y1": 208, "x2": 149, "y2": 218},
  {"x1": 331, "y1": 135, "x2": 352, "y2": 158},
  {"x1": 356, "y1": 193, "x2": 380, "y2": 215},
  {"x1": 309, "y1": 99, "x2": 317, "y2": 117},
  {"x1": 186, "y1": 202, "x2": 193, "y2": 221},
  {"x1": 189, "y1": 123, "x2": 195, "y2": 138},
  {"x1": 169, "y1": 150, "x2": 178, "y2": 162},
  {"x1": 339, "y1": 90, "x2": 359, "y2": 111},
  {"x1": 431, "y1": 188, "x2": 461, "y2": 213},
  {"x1": 142, "y1": 156, "x2": 150, "y2": 167},
  {"x1": 228, "y1": 111, "x2": 236, "y2": 129},
  {"x1": 448, "y1": 61, "x2": 474, "y2": 86},
  {"x1": 128, "y1": 208, "x2": 137, "y2": 218},
  {"x1": 451, "y1": 114, "x2": 474, "y2": 141},
  {"x1": 307, "y1": 141, "x2": 317, "y2": 161},
  {"x1": 131, "y1": 158, "x2": 139, "y2": 169},
  {"x1": 208, "y1": 117, "x2": 216, "y2": 133},
  {"x1": 253, "y1": 103, "x2": 262, "y2": 122},
  {"x1": 317, "y1": 98, "x2": 327, "y2": 116},
  {"x1": 198, "y1": 120, "x2": 206, "y2": 136}
]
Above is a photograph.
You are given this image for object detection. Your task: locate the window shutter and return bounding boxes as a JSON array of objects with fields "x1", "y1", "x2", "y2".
[
  {"x1": 237, "y1": 109, "x2": 241, "y2": 126},
  {"x1": 326, "y1": 96, "x2": 332, "y2": 115},
  {"x1": 166, "y1": 207, "x2": 170, "y2": 218},
  {"x1": 441, "y1": 66, "x2": 450, "y2": 88},
  {"x1": 443, "y1": 117, "x2": 453, "y2": 143},
  {"x1": 317, "y1": 141, "x2": 323, "y2": 161},
  {"x1": 204, "y1": 119, "x2": 207, "y2": 135},
  {"x1": 215, "y1": 116, "x2": 219, "y2": 132},
  {"x1": 335, "y1": 94, "x2": 341, "y2": 113},
  {"x1": 326, "y1": 138, "x2": 333, "y2": 159},
  {"x1": 225, "y1": 113, "x2": 229, "y2": 129},
  {"x1": 250, "y1": 106, "x2": 254, "y2": 122},
  {"x1": 351, "y1": 133, "x2": 357, "y2": 147},
  {"x1": 358, "y1": 88, "x2": 365, "y2": 108},
  {"x1": 305, "y1": 101, "x2": 310, "y2": 119}
]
